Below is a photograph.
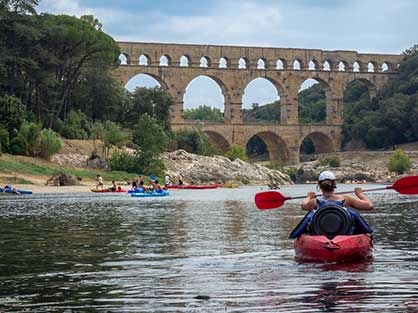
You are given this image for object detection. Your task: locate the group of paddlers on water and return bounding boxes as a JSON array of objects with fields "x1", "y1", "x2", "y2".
[{"x1": 95, "y1": 174, "x2": 182, "y2": 193}]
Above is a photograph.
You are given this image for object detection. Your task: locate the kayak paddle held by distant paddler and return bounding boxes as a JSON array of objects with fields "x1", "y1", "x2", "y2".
[{"x1": 255, "y1": 174, "x2": 418, "y2": 263}]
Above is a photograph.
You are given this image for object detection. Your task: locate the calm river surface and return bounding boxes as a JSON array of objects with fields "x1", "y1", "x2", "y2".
[{"x1": 0, "y1": 185, "x2": 417, "y2": 312}]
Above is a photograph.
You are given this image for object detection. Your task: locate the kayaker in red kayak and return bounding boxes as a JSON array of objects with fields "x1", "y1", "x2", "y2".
[{"x1": 301, "y1": 171, "x2": 374, "y2": 212}]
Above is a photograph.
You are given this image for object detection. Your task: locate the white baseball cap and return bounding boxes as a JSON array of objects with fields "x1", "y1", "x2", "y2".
[{"x1": 318, "y1": 171, "x2": 336, "y2": 181}]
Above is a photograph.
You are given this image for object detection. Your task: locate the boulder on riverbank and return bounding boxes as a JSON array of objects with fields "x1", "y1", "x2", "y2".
[{"x1": 161, "y1": 150, "x2": 292, "y2": 185}]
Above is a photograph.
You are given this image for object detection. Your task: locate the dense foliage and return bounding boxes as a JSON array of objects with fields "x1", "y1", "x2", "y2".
[
  {"x1": 242, "y1": 84, "x2": 326, "y2": 124},
  {"x1": 243, "y1": 101, "x2": 281, "y2": 122},
  {"x1": 128, "y1": 87, "x2": 172, "y2": 131},
  {"x1": 343, "y1": 45, "x2": 418, "y2": 148},
  {"x1": 298, "y1": 84, "x2": 326, "y2": 124},
  {"x1": 225, "y1": 144, "x2": 248, "y2": 161},
  {"x1": 173, "y1": 128, "x2": 218, "y2": 156},
  {"x1": 183, "y1": 105, "x2": 223, "y2": 122}
]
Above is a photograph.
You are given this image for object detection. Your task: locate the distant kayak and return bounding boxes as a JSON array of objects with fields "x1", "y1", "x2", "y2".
[
  {"x1": 166, "y1": 184, "x2": 222, "y2": 190},
  {"x1": 131, "y1": 190, "x2": 169, "y2": 197},
  {"x1": 0, "y1": 187, "x2": 33, "y2": 195},
  {"x1": 90, "y1": 188, "x2": 127, "y2": 193}
]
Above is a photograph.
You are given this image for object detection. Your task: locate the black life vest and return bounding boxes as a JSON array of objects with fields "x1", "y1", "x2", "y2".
[{"x1": 289, "y1": 199, "x2": 373, "y2": 239}]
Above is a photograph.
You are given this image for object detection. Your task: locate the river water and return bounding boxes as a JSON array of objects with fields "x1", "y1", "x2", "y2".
[{"x1": 0, "y1": 185, "x2": 417, "y2": 312}]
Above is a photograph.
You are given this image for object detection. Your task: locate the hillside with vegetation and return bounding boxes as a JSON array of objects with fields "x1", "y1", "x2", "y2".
[{"x1": 343, "y1": 45, "x2": 418, "y2": 149}]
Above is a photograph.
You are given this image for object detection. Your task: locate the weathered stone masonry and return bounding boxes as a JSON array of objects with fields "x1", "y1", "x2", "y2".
[{"x1": 113, "y1": 41, "x2": 402, "y2": 164}]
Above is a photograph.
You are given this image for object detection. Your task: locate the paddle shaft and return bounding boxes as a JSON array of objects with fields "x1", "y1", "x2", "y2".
[{"x1": 287, "y1": 185, "x2": 392, "y2": 201}]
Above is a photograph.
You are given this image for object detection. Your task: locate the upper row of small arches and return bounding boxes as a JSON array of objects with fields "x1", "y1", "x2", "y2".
[{"x1": 119, "y1": 53, "x2": 396, "y2": 73}]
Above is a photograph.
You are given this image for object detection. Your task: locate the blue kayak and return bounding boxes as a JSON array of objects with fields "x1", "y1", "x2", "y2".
[
  {"x1": 128, "y1": 188, "x2": 146, "y2": 194},
  {"x1": 0, "y1": 187, "x2": 33, "y2": 195},
  {"x1": 131, "y1": 190, "x2": 169, "y2": 197}
]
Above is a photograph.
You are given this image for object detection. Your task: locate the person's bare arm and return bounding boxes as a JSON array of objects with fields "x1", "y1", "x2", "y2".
[
  {"x1": 344, "y1": 187, "x2": 374, "y2": 210},
  {"x1": 301, "y1": 192, "x2": 317, "y2": 211}
]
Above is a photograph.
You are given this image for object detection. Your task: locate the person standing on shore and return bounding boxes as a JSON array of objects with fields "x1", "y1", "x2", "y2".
[
  {"x1": 96, "y1": 175, "x2": 104, "y2": 190},
  {"x1": 164, "y1": 174, "x2": 170, "y2": 186}
]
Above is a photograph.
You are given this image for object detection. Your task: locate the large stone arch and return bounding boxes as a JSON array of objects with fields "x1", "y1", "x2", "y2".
[
  {"x1": 204, "y1": 130, "x2": 231, "y2": 152},
  {"x1": 297, "y1": 76, "x2": 333, "y2": 124},
  {"x1": 183, "y1": 74, "x2": 231, "y2": 122},
  {"x1": 244, "y1": 75, "x2": 286, "y2": 96},
  {"x1": 242, "y1": 75, "x2": 289, "y2": 123},
  {"x1": 123, "y1": 71, "x2": 169, "y2": 91},
  {"x1": 345, "y1": 77, "x2": 377, "y2": 98},
  {"x1": 299, "y1": 131, "x2": 335, "y2": 156},
  {"x1": 246, "y1": 131, "x2": 290, "y2": 163}
]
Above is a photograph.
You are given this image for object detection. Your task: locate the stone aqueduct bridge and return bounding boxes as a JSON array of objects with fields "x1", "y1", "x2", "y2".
[{"x1": 112, "y1": 42, "x2": 402, "y2": 164}]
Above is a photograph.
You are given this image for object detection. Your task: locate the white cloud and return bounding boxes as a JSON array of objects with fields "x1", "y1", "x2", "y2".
[
  {"x1": 118, "y1": 1, "x2": 283, "y2": 46},
  {"x1": 38, "y1": 0, "x2": 136, "y2": 25}
]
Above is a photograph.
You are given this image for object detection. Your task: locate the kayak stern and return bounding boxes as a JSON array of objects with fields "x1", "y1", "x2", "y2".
[{"x1": 294, "y1": 234, "x2": 373, "y2": 263}]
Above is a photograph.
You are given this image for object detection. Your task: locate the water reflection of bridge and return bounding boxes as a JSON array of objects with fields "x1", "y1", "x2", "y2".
[{"x1": 113, "y1": 42, "x2": 401, "y2": 164}]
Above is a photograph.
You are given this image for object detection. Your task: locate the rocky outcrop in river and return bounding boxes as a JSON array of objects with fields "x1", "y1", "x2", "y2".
[{"x1": 161, "y1": 150, "x2": 292, "y2": 185}]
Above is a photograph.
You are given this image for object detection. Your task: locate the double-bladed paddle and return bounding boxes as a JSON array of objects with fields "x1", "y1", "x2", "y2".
[{"x1": 255, "y1": 175, "x2": 418, "y2": 210}]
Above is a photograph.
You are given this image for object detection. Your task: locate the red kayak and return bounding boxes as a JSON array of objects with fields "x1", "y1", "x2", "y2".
[
  {"x1": 91, "y1": 188, "x2": 127, "y2": 193},
  {"x1": 294, "y1": 234, "x2": 373, "y2": 263},
  {"x1": 165, "y1": 184, "x2": 222, "y2": 190}
]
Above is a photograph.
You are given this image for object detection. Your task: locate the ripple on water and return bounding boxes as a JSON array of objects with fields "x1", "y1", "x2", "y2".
[{"x1": 0, "y1": 186, "x2": 417, "y2": 312}]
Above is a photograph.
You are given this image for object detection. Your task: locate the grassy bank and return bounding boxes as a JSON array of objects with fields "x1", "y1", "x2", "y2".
[{"x1": 0, "y1": 154, "x2": 138, "y2": 184}]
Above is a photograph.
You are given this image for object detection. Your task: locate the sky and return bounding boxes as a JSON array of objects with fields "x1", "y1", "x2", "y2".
[{"x1": 38, "y1": 0, "x2": 418, "y2": 110}]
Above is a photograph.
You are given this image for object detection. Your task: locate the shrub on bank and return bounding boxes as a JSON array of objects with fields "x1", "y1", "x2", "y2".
[
  {"x1": 109, "y1": 150, "x2": 138, "y2": 173},
  {"x1": 39, "y1": 129, "x2": 63, "y2": 160},
  {"x1": 388, "y1": 149, "x2": 411, "y2": 174},
  {"x1": 9, "y1": 136, "x2": 28, "y2": 155},
  {"x1": 225, "y1": 144, "x2": 248, "y2": 161},
  {"x1": 321, "y1": 155, "x2": 341, "y2": 167}
]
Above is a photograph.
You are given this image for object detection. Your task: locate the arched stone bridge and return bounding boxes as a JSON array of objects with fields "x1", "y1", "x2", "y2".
[{"x1": 113, "y1": 41, "x2": 402, "y2": 164}]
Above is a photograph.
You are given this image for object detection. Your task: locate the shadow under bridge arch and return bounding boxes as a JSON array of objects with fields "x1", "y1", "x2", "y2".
[
  {"x1": 203, "y1": 130, "x2": 231, "y2": 153},
  {"x1": 299, "y1": 131, "x2": 335, "y2": 161},
  {"x1": 246, "y1": 131, "x2": 289, "y2": 163}
]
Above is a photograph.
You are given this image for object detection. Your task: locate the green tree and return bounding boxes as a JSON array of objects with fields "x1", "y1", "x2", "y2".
[
  {"x1": 39, "y1": 128, "x2": 63, "y2": 160},
  {"x1": 0, "y1": 95, "x2": 27, "y2": 133},
  {"x1": 183, "y1": 105, "x2": 224, "y2": 122},
  {"x1": 388, "y1": 149, "x2": 412, "y2": 174},
  {"x1": 37, "y1": 14, "x2": 120, "y2": 126},
  {"x1": 71, "y1": 69, "x2": 132, "y2": 123},
  {"x1": 132, "y1": 114, "x2": 168, "y2": 175},
  {"x1": 243, "y1": 101, "x2": 281, "y2": 122},
  {"x1": 16, "y1": 121, "x2": 41, "y2": 156},
  {"x1": 298, "y1": 84, "x2": 326, "y2": 124},
  {"x1": 0, "y1": 0, "x2": 39, "y2": 14},
  {"x1": 225, "y1": 144, "x2": 248, "y2": 161},
  {"x1": 90, "y1": 121, "x2": 105, "y2": 154},
  {"x1": 0, "y1": 126, "x2": 9, "y2": 153},
  {"x1": 133, "y1": 114, "x2": 168, "y2": 155},
  {"x1": 128, "y1": 87, "x2": 172, "y2": 132},
  {"x1": 102, "y1": 121, "x2": 130, "y2": 158},
  {"x1": 60, "y1": 110, "x2": 91, "y2": 139}
]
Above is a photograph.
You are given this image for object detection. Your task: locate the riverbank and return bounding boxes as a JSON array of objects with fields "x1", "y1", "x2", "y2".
[
  {"x1": 0, "y1": 153, "x2": 135, "y2": 194},
  {"x1": 292, "y1": 150, "x2": 418, "y2": 183}
]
